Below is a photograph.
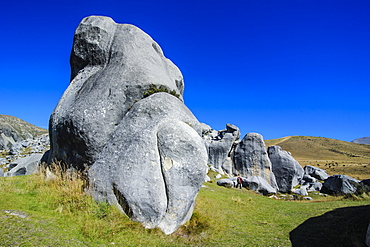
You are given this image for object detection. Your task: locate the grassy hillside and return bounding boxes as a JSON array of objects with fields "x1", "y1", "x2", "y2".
[
  {"x1": 265, "y1": 136, "x2": 370, "y2": 180},
  {"x1": 1, "y1": 169, "x2": 369, "y2": 246}
]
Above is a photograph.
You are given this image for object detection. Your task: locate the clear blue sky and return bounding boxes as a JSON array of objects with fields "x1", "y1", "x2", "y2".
[{"x1": 1, "y1": 0, "x2": 369, "y2": 142}]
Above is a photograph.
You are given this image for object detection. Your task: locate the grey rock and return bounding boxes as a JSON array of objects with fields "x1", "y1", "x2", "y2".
[
  {"x1": 303, "y1": 197, "x2": 313, "y2": 200},
  {"x1": 215, "y1": 174, "x2": 222, "y2": 179},
  {"x1": 243, "y1": 176, "x2": 277, "y2": 195},
  {"x1": 48, "y1": 16, "x2": 184, "y2": 169},
  {"x1": 304, "y1": 165, "x2": 329, "y2": 180},
  {"x1": 204, "y1": 175, "x2": 211, "y2": 182},
  {"x1": 321, "y1": 175, "x2": 360, "y2": 195},
  {"x1": 217, "y1": 178, "x2": 235, "y2": 188},
  {"x1": 268, "y1": 145, "x2": 304, "y2": 193},
  {"x1": 292, "y1": 187, "x2": 308, "y2": 196},
  {"x1": 361, "y1": 179, "x2": 370, "y2": 187},
  {"x1": 0, "y1": 158, "x2": 6, "y2": 166},
  {"x1": 233, "y1": 133, "x2": 277, "y2": 189},
  {"x1": 206, "y1": 124, "x2": 240, "y2": 175},
  {"x1": 308, "y1": 181, "x2": 323, "y2": 192},
  {"x1": 302, "y1": 174, "x2": 317, "y2": 184},
  {"x1": 0, "y1": 167, "x2": 3, "y2": 177},
  {"x1": 88, "y1": 93, "x2": 208, "y2": 234},
  {"x1": 4, "y1": 154, "x2": 43, "y2": 176}
]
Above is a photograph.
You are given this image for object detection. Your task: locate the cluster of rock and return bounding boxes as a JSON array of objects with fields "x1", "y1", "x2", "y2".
[{"x1": 211, "y1": 129, "x2": 369, "y2": 197}]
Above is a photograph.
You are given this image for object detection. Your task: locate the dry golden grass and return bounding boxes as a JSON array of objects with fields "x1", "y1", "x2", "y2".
[{"x1": 265, "y1": 136, "x2": 370, "y2": 180}]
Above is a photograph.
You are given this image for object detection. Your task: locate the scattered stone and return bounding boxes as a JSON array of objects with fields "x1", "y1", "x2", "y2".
[
  {"x1": 3, "y1": 210, "x2": 29, "y2": 218},
  {"x1": 303, "y1": 197, "x2": 313, "y2": 200},
  {"x1": 215, "y1": 174, "x2": 222, "y2": 179}
]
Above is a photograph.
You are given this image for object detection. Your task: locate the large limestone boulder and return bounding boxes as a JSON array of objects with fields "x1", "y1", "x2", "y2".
[
  {"x1": 205, "y1": 124, "x2": 240, "y2": 174},
  {"x1": 217, "y1": 178, "x2": 235, "y2": 188},
  {"x1": 321, "y1": 175, "x2": 360, "y2": 195},
  {"x1": 4, "y1": 154, "x2": 43, "y2": 176},
  {"x1": 304, "y1": 165, "x2": 329, "y2": 181},
  {"x1": 233, "y1": 133, "x2": 278, "y2": 189},
  {"x1": 48, "y1": 16, "x2": 184, "y2": 168},
  {"x1": 268, "y1": 145, "x2": 304, "y2": 193},
  {"x1": 243, "y1": 176, "x2": 277, "y2": 195},
  {"x1": 48, "y1": 16, "x2": 208, "y2": 235},
  {"x1": 89, "y1": 93, "x2": 207, "y2": 234}
]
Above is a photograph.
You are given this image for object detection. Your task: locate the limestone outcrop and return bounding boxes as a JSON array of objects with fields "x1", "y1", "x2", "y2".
[
  {"x1": 321, "y1": 175, "x2": 360, "y2": 195},
  {"x1": 4, "y1": 154, "x2": 43, "y2": 177},
  {"x1": 48, "y1": 16, "x2": 184, "y2": 169},
  {"x1": 204, "y1": 124, "x2": 240, "y2": 175},
  {"x1": 89, "y1": 93, "x2": 207, "y2": 234},
  {"x1": 233, "y1": 133, "x2": 278, "y2": 189},
  {"x1": 268, "y1": 145, "x2": 304, "y2": 193},
  {"x1": 47, "y1": 16, "x2": 207, "y2": 234}
]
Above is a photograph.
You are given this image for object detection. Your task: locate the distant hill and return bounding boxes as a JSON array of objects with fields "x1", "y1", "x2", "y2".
[
  {"x1": 0, "y1": 114, "x2": 47, "y2": 149},
  {"x1": 352, "y1": 137, "x2": 370, "y2": 145},
  {"x1": 265, "y1": 136, "x2": 370, "y2": 180},
  {"x1": 265, "y1": 136, "x2": 370, "y2": 163}
]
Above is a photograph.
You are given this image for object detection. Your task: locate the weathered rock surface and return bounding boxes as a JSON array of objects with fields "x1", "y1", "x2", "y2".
[
  {"x1": 321, "y1": 175, "x2": 360, "y2": 195},
  {"x1": 304, "y1": 165, "x2": 329, "y2": 181},
  {"x1": 89, "y1": 93, "x2": 207, "y2": 234},
  {"x1": 217, "y1": 178, "x2": 235, "y2": 188},
  {"x1": 205, "y1": 124, "x2": 240, "y2": 174},
  {"x1": 268, "y1": 145, "x2": 304, "y2": 193},
  {"x1": 292, "y1": 187, "x2": 308, "y2": 196},
  {"x1": 361, "y1": 179, "x2": 370, "y2": 187},
  {"x1": 48, "y1": 16, "x2": 184, "y2": 169},
  {"x1": 47, "y1": 16, "x2": 209, "y2": 234},
  {"x1": 4, "y1": 154, "x2": 43, "y2": 176},
  {"x1": 233, "y1": 133, "x2": 277, "y2": 189},
  {"x1": 243, "y1": 176, "x2": 277, "y2": 195}
]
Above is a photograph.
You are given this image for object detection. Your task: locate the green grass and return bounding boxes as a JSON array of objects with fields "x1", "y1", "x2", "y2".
[{"x1": 1, "y1": 170, "x2": 369, "y2": 246}]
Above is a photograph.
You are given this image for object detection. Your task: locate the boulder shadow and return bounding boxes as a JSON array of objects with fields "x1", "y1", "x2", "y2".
[{"x1": 290, "y1": 205, "x2": 370, "y2": 247}]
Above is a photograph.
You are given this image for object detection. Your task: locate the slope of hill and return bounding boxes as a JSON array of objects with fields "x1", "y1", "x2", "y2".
[
  {"x1": 0, "y1": 114, "x2": 47, "y2": 149},
  {"x1": 352, "y1": 137, "x2": 370, "y2": 145},
  {"x1": 265, "y1": 136, "x2": 370, "y2": 180}
]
